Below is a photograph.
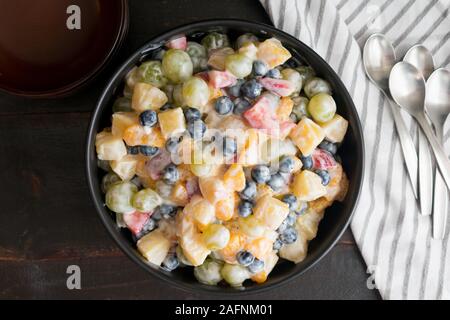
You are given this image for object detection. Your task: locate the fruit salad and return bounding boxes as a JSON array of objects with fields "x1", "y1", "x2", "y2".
[{"x1": 95, "y1": 31, "x2": 349, "y2": 287}]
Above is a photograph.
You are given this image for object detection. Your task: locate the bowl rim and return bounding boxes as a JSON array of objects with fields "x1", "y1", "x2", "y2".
[
  {"x1": 86, "y1": 18, "x2": 365, "y2": 296},
  {"x1": 0, "y1": 0, "x2": 129, "y2": 98}
]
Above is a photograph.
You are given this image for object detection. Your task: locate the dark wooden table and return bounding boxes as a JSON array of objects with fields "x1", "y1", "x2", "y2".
[{"x1": 0, "y1": 0, "x2": 380, "y2": 300}]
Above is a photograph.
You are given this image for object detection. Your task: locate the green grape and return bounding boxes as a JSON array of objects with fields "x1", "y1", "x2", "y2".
[
  {"x1": 202, "y1": 224, "x2": 230, "y2": 250},
  {"x1": 296, "y1": 66, "x2": 316, "y2": 84},
  {"x1": 172, "y1": 84, "x2": 185, "y2": 107},
  {"x1": 138, "y1": 60, "x2": 168, "y2": 88},
  {"x1": 105, "y1": 182, "x2": 138, "y2": 214},
  {"x1": 162, "y1": 49, "x2": 193, "y2": 84},
  {"x1": 186, "y1": 42, "x2": 208, "y2": 72},
  {"x1": 238, "y1": 216, "x2": 266, "y2": 238},
  {"x1": 201, "y1": 32, "x2": 230, "y2": 51},
  {"x1": 221, "y1": 264, "x2": 250, "y2": 287},
  {"x1": 182, "y1": 77, "x2": 210, "y2": 108},
  {"x1": 194, "y1": 258, "x2": 223, "y2": 285},
  {"x1": 281, "y1": 68, "x2": 303, "y2": 95},
  {"x1": 131, "y1": 188, "x2": 162, "y2": 212},
  {"x1": 308, "y1": 93, "x2": 337, "y2": 124},
  {"x1": 225, "y1": 53, "x2": 253, "y2": 78},
  {"x1": 236, "y1": 33, "x2": 259, "y2": 49},
  {"x1": 101, "y1": 172, "x2": 121, "y2": 194},
  {"x1": 303, "y1": 77, "x2": 332, "y2": 99},
  {"x1": 291, "y1": 96, "x2": 310, "y2": 122},
  {"x1": 112, "y1": 97, "x2": 132, "y2": 113}
]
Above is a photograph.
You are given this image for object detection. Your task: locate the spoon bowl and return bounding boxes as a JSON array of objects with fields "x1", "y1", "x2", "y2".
[
  {"x1": 426, "y1": 68, "x2": 450, "y2": 123},
  {"x1": 404, "y1": 45, "x2": 435, "y2": 81},
  {"x1": 390, "y1": 62, "x2": 427, "y2": 114},
  {"x1": 363, "y1": 34, "x2": 396, "y2": 90}
]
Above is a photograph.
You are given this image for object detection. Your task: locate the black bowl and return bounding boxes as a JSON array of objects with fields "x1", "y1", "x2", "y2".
[{"x1": 86, "y1": 19, "x2": 364, "y2": 295}]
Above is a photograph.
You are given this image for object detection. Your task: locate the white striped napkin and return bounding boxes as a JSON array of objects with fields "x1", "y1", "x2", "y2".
[{"x1": 260, "y1": 0, "x2": 450, "y2": 300}]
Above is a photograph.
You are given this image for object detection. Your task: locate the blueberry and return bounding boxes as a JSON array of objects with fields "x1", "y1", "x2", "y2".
[
  {"x1": 282, "y1": 194, "x2": 298, "y2": 211},
  {"x1": 277, "y1": 220, "x2": 289, "y2": 234},
  {"x1": 266, "y1": 68, "x2": 281, "y2": 79},
  {"x1": 162, "y1": 254, "x2": 179, "y2": 272},
  {"x1": 279, "y1": 155, "x2": 295, "y2": 173},
  {"x1": 233, "y1": 98, "x2": 252, "y2": 115},
  {"x1": 267, "y1": 173, "x2": 285, "y2": 191},
  {"x1": 187, "y1": 120, "x2": 206, "y2": 140},
  {"x1": 273, "y1": 239, "x2": 283, "y2": 251},
  {"x1": 319, "y1": 140, "x2": 338, "y2": 155},
  {"x1": 241, "y1": 79, "x2": 263, "y2": 99},
  {"x1": 253, "y1": 60, "x2": 269, "y2": 77},
  {"x1": 240, "y1": 180, "x2": 257, "y2": 201},
  {"x1": 301, "y1": 155, "x2": 313, "y2": 170},
  {"x1": 165, "y1": 137, "x2": 180, "y2": 153},
  {"x1": 290, "y1": 112, "x2": 299, "y2": 123},
  {"x1": 184, "y1": 107, "x2": 202, "y2": 122},
  {"x1": 157, "y1": 204, "x2": 178, "y2": 219},
  {"x1": 136, "y1": 218, "x2": 156, "y2": 239},
  {"x1": 285, "y1": 212, "x2": 297, "y2": 226},
  {"x1": 214, "y1": 96, "x2": 234, "y2": 115},
  {"x1": 280, "y1": 227, "x2": 298, "y2": 244},
  {"x1": 152, "y1": 209, "x2": 162, "y2": 221},
  {"x1": 163, "y1": 164, "x2": 180, "y2": 185},
  {"x1": 227, "y1": 79, "x2": 244, "y2": 97},
  {"x1": 139, "y1": 110, "x2": 158, "y2": 127},
  {"x1": 251, "y1": 165, "x2": 271, "y2": 184},
  {"x1": 139, "y1": 145, "x2": 159, "y2": 156},
  {"x1": 236, "y1": 250, "x2": 255, "y2": 266},
  {"x1": 238, "y1": 201, "x2": 253, "y2": 218},
  {"x1": 315, "y1": 169, "x2": 331, "y2": 186},
  {"x1": 294, "y1": 202, "x2": 308, "y2": 216},
  {"x1": 223, "y1": 137, "x2": 237, "y2": 157},
  {"x1": 127, "y1": 146, "x2": 140, "y2": 155},
  {"x1": 247, "y1": 258, "x2": 265, "y2": 274}
]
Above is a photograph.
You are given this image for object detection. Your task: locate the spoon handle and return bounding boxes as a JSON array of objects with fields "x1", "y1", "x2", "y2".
[
  {"x1": 387, "y1": 98, "x2": 419, "y2": 199},
  {"x1": 433, "y1": 126, "x2": 448, "y2": 240},
  {"x1": 416, "y1": 113, "x2": 450, "y2": 194},
  {"x1": 418, "y1": 124, "x2": 433, "y2": 216}
]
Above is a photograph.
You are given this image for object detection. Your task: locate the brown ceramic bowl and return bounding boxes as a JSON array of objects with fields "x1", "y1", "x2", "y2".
[{"x1": 0, "y1": 0, "x2": 129, "y2": 98}]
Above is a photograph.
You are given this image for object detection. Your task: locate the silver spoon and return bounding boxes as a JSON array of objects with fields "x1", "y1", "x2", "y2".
[
  {"x1": 363, "y1": 34, "x2": 419, "y2": 199},
  {"x1": 390, "y1": 62, "x2": 450, "y2": 194},
  {"x1": 426, "y1": 68, "x2": 450, "y2": 239},
  {"x1": 404, "y1": 45, "x2": 435, "y2": 216}
]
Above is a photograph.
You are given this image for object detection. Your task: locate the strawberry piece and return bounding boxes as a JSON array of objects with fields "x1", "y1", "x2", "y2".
[
  {"x1": 243, "y1": 95, "x2": 279, "y2": 131},
  {"x1": 312, "y1": 149, "x2": 337, "y2": 170},
  {"x1": 123, "y1": 211, "x2": 151, "y2": 235},
  {"x1": 166, "y1": 36, "x2": 187, "y2": 50},
  {"x1": 259, "y1": 78, "x2": 295, "y2": 97},
  {"x1": 208, "y1": 70, "x2": 237, "y2": 89}
]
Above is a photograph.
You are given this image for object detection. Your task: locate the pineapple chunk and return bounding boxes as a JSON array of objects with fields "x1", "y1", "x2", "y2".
[
  {"x1": 253, "y1": 195, "x2": 290, "y2": 230},
  {"x1": 277, "y1": 97, "x2": 294, "y2": 122},
  {"x1": 245, "y1": 237, "x2": 273, "y2": 260},
  {"x1": 137, "y1": 229, "x2": 171, "y2": 266},
  {"x1": 257, "y1": 38, "x2": 292, "y2": 69},
  {"x1": 216, "y1": 196, "x2": 236, "y2": 222},
  {"x1": 297, "y1": 210, "x2": 325, "y2": 241},
  {"x1": 158, "y1": 108, "x2": 186, "y2": 139},
  {"x1": 191, "y1": 198, "x2": 216, "y2": 231},
  {"x1": 176, "y1": 201, "x2": 211, "y2": 266},
  {"x1": 251, "y1": 250, "x2": 279, "y2": 283},
  {"x1": 171, "y1": 181, "x2": 189, "y2": 206},
  {"x1": 223, "y1": 164, "x2": 246, "y2": 192},
  {"x1": 289, "y1": 118, "x2": 325, "y2": 156},
  {"x1": 111, "y1": 112, "x2": 139, "y2": 137},
  {"x1": 123, "y1": 125, "x2": 165, "y2": 147},
  {"x1": 292, "y1": 170, "x2": 327, "y2": 201},
  {"x1": 110, "y1": 155, "x2": 139, "y2": 181},
  {"x1": 132, "y1": 82, "x2": 168, "y2": 112},
  {"x1": 320, "y1": 114, "x2": 349, "y2": 143},
  {"x1": 279, "y1": 226, "x2": 308, "y2": 264},
  {"x1": 260, "y1": 137, "x2": 298, "y2": 164},
  {"x1": 198, "y1": 177, "x2": 229, "y2": 204},
  {"x1": 95, "y1": 130, "x2": 127, "y2": 161}
]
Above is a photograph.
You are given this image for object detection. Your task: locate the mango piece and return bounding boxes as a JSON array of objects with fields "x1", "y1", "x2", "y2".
[
  {"x1": 277, "y1": 97, "x2": 294, "y2": 122},
  {"x1": 320, "y1": 114, "x2": 349, "y2": 143},
  {"x1": 199, "y1": 177, "x2": 229, "y2": 204},
  {"x1": 257, "y1": 38, "x2": 292, "y2": 69},
  {"x1": 253, "y1": 195, "x2": 289, "y2": 230},
  {"x1": 110, "y1": 155, "x2": 139, "y2": 181},
  {"x1": 289, "y1": 117, "x2": 325, "y2": 156},
  {"x1": 223, "y1": 164, "x2": 246, "y2": 192},
  {"x1": 292, "y1": 170, "x2": 327, "y2": 202},
  {"x1": 132, "y1": 82, "x2": 168, "y2": 112},
  {"x1": 158, "y1": 108, "x2": 186, "y2": 139},
  {"x1": 112, "y1": 112, "x2": 139, "y2": 137},
  {"x1": 137, "y1": 229, "x2": 171, "y2": 266},
  {"x1": 123, "y1": 125, "x2": 165, "y2": 147}
]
